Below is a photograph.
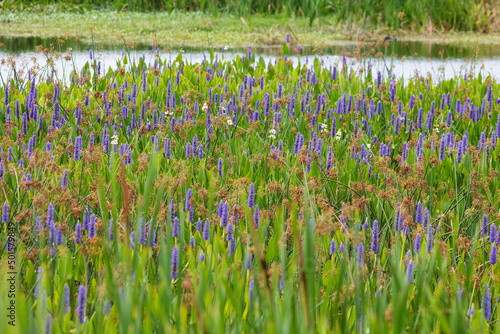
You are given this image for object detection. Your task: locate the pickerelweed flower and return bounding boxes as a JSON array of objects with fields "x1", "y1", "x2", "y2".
[
  {"x1": 62, "y1": 169, "x2": 68, "y2": 190},
  {"x1": 34, "y1": 266, "x2": 43, "y2": 298},
  {"x1": 108, "y1": 219, "x2": 114, "y2": 241},
  {"x1": 415, "y1": 202, "x2": 423, "y2": 224},
  {"x1": 406, "y1": 262, "x2": 414, "y2": 284},
  {"x1": 2, "y1": 203, "x2": 9, "y2": 223},
  {"x1": 248, "y1": 277, "x2": 254, "y2": 301},
  {"x1": 481, "y1": 214, "x2": 488, "y2": 237},
  {"x1": 45, "y1": 314, "x2": 52, "y2": 334},
  {"x1": 74, "y1": 136, "x2": 83, "y2": 161},
  {"x1": 248, "y1": 183, "x2": 255, "y2": 208},
  {"x1": 482, "y1": 284, "x2": 491, "y2": 320},
  {"x1": 185, "y1": 188, "x2": 192, "y2": 212},
  {"x1": 218, "y1": 158, "x2": 223, "y2": 178},
  {"x1": 74, "y1": 224, "x2": 82, "y2": 244},
  {"x1": 356, "y1": 243, "x2": 364, "y2": 265},
  {"x1": 253, "y1": 205, "x2": 260, "y2": 228},
  {"x1": 130, "y1": 231, "x2": 135, "y2": 249},
  {"x1": 423, "y1": 208, "x2": 430, "y2": 228},
  {"x1": 439, "y1": 135, "x2": 446, "y2": 161},
  {"x1": 190, "y1": 235, "x2": 195, "y2": 251},
  {"x1": 490, "y1": 225, "x2": 497, "y2": 243},
  {"x1": 371, "y1": 220, "x2": 379, "y2": 254},
  {"x1": 88, "y1": 214, "x2": 96, "y2": 238},
  {"x1": 226, "y1": 223, "x2": 234, "y2": 241},
  {"x1": 220, "y1": 203, "x2": 229, "y2": 227},
  {"x1": 138, "y1": 218, "x2": 146, "y2": 245},
  {"x1": 246, "y1": 253, "x2": 253, "y2": 269},
  {"x1": 172, "y1": 217, "x2": 179, "y2": 238},
  {"x1": 427, "y1": 224, "x2": 434, "y2": 252},
  {"x1": 64, "y1": 284, "x2": 70, "y2": 313},
  {"x1": 171, "y1": 245, "x2": 179, "y2": 279},
  {"x1": 228, "y1": 237, "x2": 236, "y2": 256},
  {"x1": 330, "y1": 239, "x2": 337, "y2": 255},
  {"x1": 413, "y1": 234, "x2": 422, "y2": 254},
  {"x1": 203, "y1": 220, "x2": 210, "y2": 240},
  {"x1": 77, "y1": 285, "x2": 86, "y2": 324},
  {"x1": 490, "y1": 244, "x2": 497, "y2": 265}
]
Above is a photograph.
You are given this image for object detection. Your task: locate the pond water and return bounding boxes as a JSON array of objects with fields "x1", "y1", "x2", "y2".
[{"x1": 1, "y1": 36, "x2": 499, "y2": 83}]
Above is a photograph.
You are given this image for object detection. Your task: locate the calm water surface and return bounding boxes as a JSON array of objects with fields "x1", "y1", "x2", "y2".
[{"x1": 1, "y1": 36, "x2": 499, "y2": 83}]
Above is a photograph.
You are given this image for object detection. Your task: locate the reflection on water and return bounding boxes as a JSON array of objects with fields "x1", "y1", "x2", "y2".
[
  {"x1": 1, "y1": 36, "x2": 499, "y2": 84},
  {"x1": 1, "y1": 35, "x2": 500, "y2": 59}
]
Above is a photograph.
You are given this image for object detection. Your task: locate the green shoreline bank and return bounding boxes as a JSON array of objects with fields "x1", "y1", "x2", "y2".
[{"x1": 1, "y1": 11, "x2": 499, "y2": 50}]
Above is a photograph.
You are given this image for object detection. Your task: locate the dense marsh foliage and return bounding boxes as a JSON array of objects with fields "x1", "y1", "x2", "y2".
[{"x1": 0, "y1": 43, "x2": 500, "y2": 333}]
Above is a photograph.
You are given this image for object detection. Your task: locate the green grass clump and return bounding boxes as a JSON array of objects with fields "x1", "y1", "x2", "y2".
[{"x1": 0, "y1": 43, "x2": 499, "y2": 333}]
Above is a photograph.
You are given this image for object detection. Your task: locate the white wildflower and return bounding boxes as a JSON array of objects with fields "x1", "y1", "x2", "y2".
[
  {"x1": 201, "y1": 103, "x2": 208, "y2": 112},
  {"x1": 227, "y1": 119, "x2": 233, "y2": 126},
  {"x1": 269, "y1": 128, "x2": 276, "y2": 135},
  {"x1": 335, "y1": 130, "x2": 342, "y2": 140},
  {"x1": 111, "y1": 135, "x2": 118, "y2": 145},
  {"x1": 269, "y1": 134, "x2": 276, "y2": 140}
]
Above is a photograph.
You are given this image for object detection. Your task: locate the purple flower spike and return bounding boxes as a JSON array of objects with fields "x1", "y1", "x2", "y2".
[
  {"x1": 74, "y1": 224, "x2": 82, "y2": 244},
  {"x1": 218, "y1": 158, "x2": 223, "y2": 178},
  {"x1": 406, "y1": 262, "x2": 414, "y2": 284},
  {"x1": 248, "y1": 277, "x2": 254, "y2": 301},
  {"x1": 490, "y1": 244, "x2": 497, "y2": 265},
  {"x1": 415, "y1": 202, "x2": 423, "y2": 224},
  {"x1": 77, "y1": 285, "x2": 86, "y2": 324},
  {"x1": 412, "y1": 233, "x2": 421, "y2": 254},
  {"x1": 88, "y1": 214, "x2": 96, "y2": 238},
  {"x1": 248, "y1": 183, "x2": 255, "y2": 208},
  {"x1": 45, "y1": 314, "x2": 52, "y2": 334},
  {"x1": 34, "y1": 266, "x2": 43, "y2": 298},
  {"x1": 171, "y1": 245, "x2": 179, "y2": 280},
  {"x1": 356, "y1": 243, "x2": 364, "y2": 265},
  {"x1": 190, "y1": 235, "x2": 195, "y2": 251},
  {"x1": 330, "y1": 239, "x2": 336, "y2": 255},
  {"x1": 172, "y1": 217, "x2": 179, "y2": 238},
  {"x1": 64, "y1": 284, "x2": 70, "y2": 313},
  {"x1": 371, "y1": 220, "x2": 379, "y2": 254},
  {"x1": 2, "y1": 203, "x2": 9, "y2": 223},
  {"x1": 226, "y1": 223, "x2": 234, "y2": 241},
  {"x1": 253, "y1": 205, "x2": 260, "y2": 229},
  {"x1": 62, "y1": 170, "x2": 68, "y2": 190},
  {"x1": 482, "y1": 284, "x2": 491, "y2": 320},
  {"x1": 203, "y1": 220, "x2": 210, "y2": 240}
]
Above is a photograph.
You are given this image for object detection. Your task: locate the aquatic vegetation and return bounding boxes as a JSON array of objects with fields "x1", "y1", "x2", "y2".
[{"x1": 0, "y1": 41, "x2": 499, "y2": 333}]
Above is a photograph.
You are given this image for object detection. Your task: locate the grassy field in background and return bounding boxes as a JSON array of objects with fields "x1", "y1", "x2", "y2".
[
  {"x1": 0, "y1": 10, "x2": 500, "y2": 50},
  {"x1": 2, "y1": 0, "x2": 499, "y2": 33}
]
